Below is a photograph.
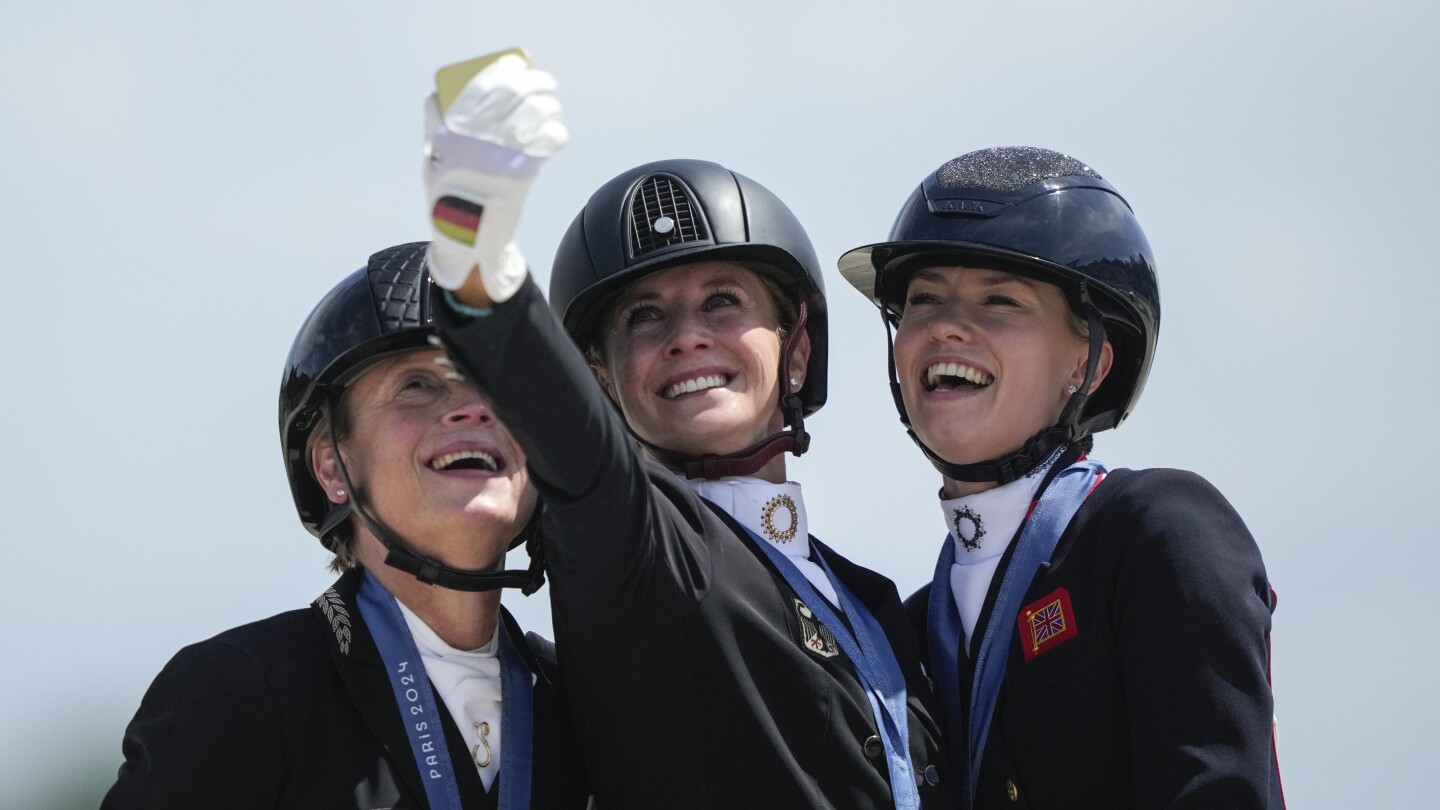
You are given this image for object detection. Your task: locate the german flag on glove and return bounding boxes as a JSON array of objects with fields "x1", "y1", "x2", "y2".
[{"x1": 432, "y1": 196, "x2": 482, "y2": 246}]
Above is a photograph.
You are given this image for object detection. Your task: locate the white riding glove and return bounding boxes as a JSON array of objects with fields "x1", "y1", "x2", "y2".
[{"x1": 422, "y1": 54, "x2": 568, "y2": 299}]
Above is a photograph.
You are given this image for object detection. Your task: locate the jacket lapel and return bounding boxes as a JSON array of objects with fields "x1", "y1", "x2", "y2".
[{"x1": 311, "y1": 569, "x2": 431, "y2": 808}]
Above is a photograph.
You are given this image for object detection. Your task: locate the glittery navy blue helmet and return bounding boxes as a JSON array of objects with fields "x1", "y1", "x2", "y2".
[
  {"x1": 840, "y1": 147, "x2": 1160, "y2": 483},
  {"x1": 280, "y1": 242, "x2": 544, "y2": 592},
  {"x1": 549, "y1": 159, "x2": 828, "y2": 478}
]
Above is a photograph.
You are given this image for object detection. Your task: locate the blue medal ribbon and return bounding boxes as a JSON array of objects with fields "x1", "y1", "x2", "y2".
[
  {"x1": 928, "y1": 460, "x2": 1104, "y2": 808},
  {"x1": 358, "y1": 571, "x2": 533, "y2": 809},
  {"x1": 739, "y1": 527, "x2": 921, "y2": 810}
]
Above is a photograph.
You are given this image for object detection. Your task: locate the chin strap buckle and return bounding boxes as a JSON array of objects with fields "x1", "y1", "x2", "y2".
[
  {"x1": 784, "y1": 393, "x2": 810, "y2": 456},
  {"x1": 416, "y1": 559, "x2": 442, "y2": 585}
]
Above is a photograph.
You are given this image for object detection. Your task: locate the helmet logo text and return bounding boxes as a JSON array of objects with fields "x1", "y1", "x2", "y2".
[{"x1": 932, "y1": 199, "x2": 990, "y2": 215}]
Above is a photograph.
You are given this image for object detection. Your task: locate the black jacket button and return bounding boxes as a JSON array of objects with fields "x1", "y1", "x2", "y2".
[
  {"x1": 862, "y1": 735, "x2": 884, "y2": 759},
  {"x1": 924, "y1": 765, "x2": 941, "y2": 786}
]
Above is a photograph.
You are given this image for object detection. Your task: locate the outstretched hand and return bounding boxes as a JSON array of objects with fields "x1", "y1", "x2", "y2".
[{"x1": 423, "y1": 53, "x2": 568, "y2": 304}]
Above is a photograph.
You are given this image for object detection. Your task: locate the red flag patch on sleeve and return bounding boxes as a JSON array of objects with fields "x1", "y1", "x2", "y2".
[{"x1": 1018, "y1": 587, "x2": 1078, "y2": 661}]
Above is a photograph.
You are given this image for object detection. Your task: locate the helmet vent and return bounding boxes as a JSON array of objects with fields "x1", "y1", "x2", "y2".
[
  {"x1": 628, "y1": 175, "x2": 708, "y2": 257},
  {"x1": 367, "y1": 247, "x2": 428, "y2": 332},
  {"x1": 935, "y1": 146, "x2": 1100, "y2": 192}
]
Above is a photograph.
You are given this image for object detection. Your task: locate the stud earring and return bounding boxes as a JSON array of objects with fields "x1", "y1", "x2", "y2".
[
  {"x1": 336, "y1": 489, "x2": 346, "y2": 498},
  {"x1": 790, "y1": 377, "x2": 800, "y2": 390},
  {"x1": 1066, "y1": 385, "x2": 1079, "y2": 395}
]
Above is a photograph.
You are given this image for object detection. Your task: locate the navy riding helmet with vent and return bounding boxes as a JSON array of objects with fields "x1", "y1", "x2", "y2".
[
  {"x1": 280, "y1": 242, "x2": 545, "y2": 592},
  {"x1": 549, "y1": 159, "x2": 828, "y2": 478},
  {"x1": 840, "y1": 147, "x2": 1160, "y2": 483}
]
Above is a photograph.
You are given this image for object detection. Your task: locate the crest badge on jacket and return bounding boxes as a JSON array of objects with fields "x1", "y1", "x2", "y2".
[{"x1": 794, "y1": 599, "x2": 840, "y2": 659}]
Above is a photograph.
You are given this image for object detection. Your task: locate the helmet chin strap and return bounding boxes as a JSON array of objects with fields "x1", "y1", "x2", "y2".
[
  {"x1": 323, "y1": 400, "x2": 546, "y2": 594},
  {"x1": 882, "y1": 283, "x2": 1105, "y2": 486},
  {"x1": 642, "y1": 299, "x2": 812, "y2": 480}
]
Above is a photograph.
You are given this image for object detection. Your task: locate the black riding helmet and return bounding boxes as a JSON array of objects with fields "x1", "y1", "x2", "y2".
[
  {"x1": 279, "y1": 242, "x2": 544, "y2": 593},
  {"x1": 549, "y1": 159, "x2": 828, "y2": 478},
  {"x1": 839, "y1": 147, "x2": 1160, "y2": 483}
]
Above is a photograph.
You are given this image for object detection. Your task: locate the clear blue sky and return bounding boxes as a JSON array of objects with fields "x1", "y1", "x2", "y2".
[{"x1": 3, "y1": 1, "x2": 1436, "y2": 806}]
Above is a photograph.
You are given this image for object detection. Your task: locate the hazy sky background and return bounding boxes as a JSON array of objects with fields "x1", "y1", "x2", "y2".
[{"x1": 3, "y1": 1, "x2": 1436, "y2": 806}]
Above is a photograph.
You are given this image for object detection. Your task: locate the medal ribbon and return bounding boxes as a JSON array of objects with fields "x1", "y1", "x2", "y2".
[
  {"x1": 740, "y1": 527, "x2": 921, "y2": 809},
  {"x1": 928, "y1": 460, "x2": 1104, "y2": 808},
  {"x1": 358, "y1": 572, "x2": 533, "y2": 809}
]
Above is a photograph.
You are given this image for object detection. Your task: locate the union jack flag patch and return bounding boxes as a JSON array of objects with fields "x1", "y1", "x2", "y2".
[{"x1": 1018, "y1": 588, "x2": 1077, "y2": 661}]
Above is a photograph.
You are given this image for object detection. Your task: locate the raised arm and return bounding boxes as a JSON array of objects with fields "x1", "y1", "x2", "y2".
[{"x1": 420, "y1": 54, "x2": 712, "y2": 603}]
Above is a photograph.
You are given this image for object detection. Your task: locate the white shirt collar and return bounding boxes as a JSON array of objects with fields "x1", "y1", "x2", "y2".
[
  {"x1": 940, "y1": 448, "x2": 1071, "y2": 650},
  {"x1": 397, "y1": 600, "x2": 499, "y2": 660},
  {"x1": 938, "y1": 450, "x2": 1063, "y2": 565},
  {"x1": 687, "y1": 476, "x2": 839, "y2": 606},
  {"x1": 686, "y1": 476, "x2": 809, "y2": 557}
]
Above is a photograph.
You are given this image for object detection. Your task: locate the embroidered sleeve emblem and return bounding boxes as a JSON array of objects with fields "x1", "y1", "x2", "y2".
[
  {"x1": 952, "y1": 505, "x2": 986, "y2": 552},
  {"x1": 794, "y1": 599, "x2": 840, "y2": 659},
  {"x1": 314, "y1": 587, "x2": 353, "y2": 655},
  {"x1": 761, "y1": 494, "x2": 799, "y2": 543},
  {"x1": 1018, "y1": 587, "x2": 1078, "y2": 661}
]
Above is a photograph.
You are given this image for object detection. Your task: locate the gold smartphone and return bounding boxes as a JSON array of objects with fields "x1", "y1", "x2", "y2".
[{"x1": 434, "y1": 48, "x2": 531, "y2": 115}]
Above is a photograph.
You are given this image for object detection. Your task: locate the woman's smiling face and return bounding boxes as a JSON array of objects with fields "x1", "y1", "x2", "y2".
[
  {"x1": 596, "y1": 261, "x2": 808, "y2": 459},
  {"x1": 316, "y1": 349, "x2": 536, "y2": 571},
  {"x1": 893, "y1": 265, "x2": 1109, "y2": 469}
]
